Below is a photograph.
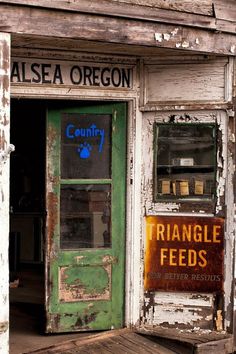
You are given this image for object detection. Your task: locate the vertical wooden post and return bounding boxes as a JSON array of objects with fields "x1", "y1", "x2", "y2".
[{"x1": 0, "y1": 32, "x2": 10, "y2": 354}]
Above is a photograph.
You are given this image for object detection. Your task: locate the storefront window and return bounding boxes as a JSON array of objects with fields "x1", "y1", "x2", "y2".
[{"x1": 154, "y1": 123, "x2": 216, "y2": 201}]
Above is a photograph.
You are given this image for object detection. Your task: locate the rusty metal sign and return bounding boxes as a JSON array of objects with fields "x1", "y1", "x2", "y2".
[{"x1": 144, "y1": 216, "x2": 224, "y2": 292}]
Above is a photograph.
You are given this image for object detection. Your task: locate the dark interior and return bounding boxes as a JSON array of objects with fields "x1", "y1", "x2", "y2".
[{"x1": 9, "y1": 99, "x2": 46, "y2": 333}]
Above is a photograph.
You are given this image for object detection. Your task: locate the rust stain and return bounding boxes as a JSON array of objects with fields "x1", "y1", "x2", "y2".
[{"x1": 144, "y1": 216, "x2": 224, "y2": 292}]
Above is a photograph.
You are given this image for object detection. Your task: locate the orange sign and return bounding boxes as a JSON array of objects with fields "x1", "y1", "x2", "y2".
[{"x1": 144, "y1": 216, "x2": 224, "y2": 292}]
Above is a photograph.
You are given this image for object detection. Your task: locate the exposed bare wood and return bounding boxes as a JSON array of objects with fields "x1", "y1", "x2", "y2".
[
  {"x1": 214, "y1": 0, "x2": 236, "y2": 22},
  {"x1": 0, "y1": 0, "x2": 214, "y2": 16},
  {"x1": 111, "y1": 0, "x2": 214, "y2": 16},
  {"x1": 10, "y1": 35, "x2": 203, "y2": 58},
  {"x1": 0, "y1": 5, "x2": 235, "y2": 56},
  {"x1": 137, "y1": 327, "x2": 233, "y2": 346},
  {"x1": 0, "y1": 0, "x2": 216, "y2": 31},
  {"x1": 143, "y1": 59, "x2": 228, "y2": 106},
  {"x1": 216, "y1": 19, "x2": 236, "y2": 34},
  {"x1": 140, "y1": 103, "x2": 233, "y2": 112}
]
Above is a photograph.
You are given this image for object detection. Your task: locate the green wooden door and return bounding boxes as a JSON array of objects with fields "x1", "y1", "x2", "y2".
[{"x1": 45, "y1": 102, "x2": 126, "y2": 333}]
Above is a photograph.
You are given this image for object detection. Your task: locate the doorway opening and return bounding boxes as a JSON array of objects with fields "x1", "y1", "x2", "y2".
[
  {"x1": 9, "y1": 99, "x2": 46, "y2": 339},
  {"x1": 9, "y1": 98, "x2": 127, "y2": 351}
]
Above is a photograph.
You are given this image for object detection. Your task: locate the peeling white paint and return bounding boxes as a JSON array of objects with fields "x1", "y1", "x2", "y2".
[
  {"x1": 230, "y1": 45, "x2": 235, "y2": 54},
  {"x1": 0, "y1": 144, "x2": 15, "y2": 164},
  {"x1": 141, "y1": 108, "x2": 230, "y2": 329},
  {"x1": 0, "y1": 32, "x2": 10, "y2": 354},
  {"x1": 216, "y1": 112, "x2": 227, "y2": 214},
  {"x1": 154, "y1": 33, "x2": 163, "y2": 42},
  {"x1": 181, "y1": 41, "x2": 190, "y2": 48},
  {"x1": 149, "y1": 305, "x2": 210, "y2": 326},
  {"x1": 170, "y1": 28, "x2": 179, "y2": 37},
  {"x1": 195, "y1": 38, "x2": 200, "y2": 45},
  {"x1": 155, "y1": 28, "x2": 179, "y2": 43},
  {"x1": 163, "y1": 33, "x2": 170, "y2": 41}
]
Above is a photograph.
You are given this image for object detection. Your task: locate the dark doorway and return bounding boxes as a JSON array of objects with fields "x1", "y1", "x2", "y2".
[{"x1": 9, "y1": 99, "x2": 46, "y2": 338}]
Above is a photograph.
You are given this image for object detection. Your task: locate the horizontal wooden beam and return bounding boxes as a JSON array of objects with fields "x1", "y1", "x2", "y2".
[
  {"x1": 0, "y1": 0, "x2": 216, "y2": 31},
  {"x1": 0, "y1": 4, "x2": 235, "y2": 56},
  {"x1": 0, "y1": 0, "x2": 214, "y2": 17}
]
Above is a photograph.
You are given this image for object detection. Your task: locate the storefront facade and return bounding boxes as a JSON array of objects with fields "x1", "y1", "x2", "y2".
[{"x1": 0, "y1": 1, "x2": 236, "y2": 353}]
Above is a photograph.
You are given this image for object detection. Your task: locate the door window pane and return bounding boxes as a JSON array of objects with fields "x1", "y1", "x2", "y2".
[
  {"x1": 60, "y1": 184, "x2": 111, "y2": 249},
  {"x1": 61, "y1": 113, "x2": 111, "y2": 179}
]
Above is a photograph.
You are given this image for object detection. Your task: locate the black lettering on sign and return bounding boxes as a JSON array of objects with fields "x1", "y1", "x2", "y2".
[
  {"x1": 11, "y1": 61, "x2": 132, "y2": 88},
  {"x1": 70, "y1": 65, "x2": 82, "y2": 85},
  {"x1": 22, "y1": 62, "x2": 31, "y2": 83},
  {"x1": 11, "y1": 62, "x2": 21, "y2": 82},
  {"x1": 31, "y1": 63, "x2": 41, "y2": 83},
  {"x1": 53, "y1": 64, "x2": 64, "y2": 84}
]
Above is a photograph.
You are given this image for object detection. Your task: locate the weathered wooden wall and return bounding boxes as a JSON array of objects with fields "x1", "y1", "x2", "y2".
[
  {"x1": 0, "y1": 1, "x2": 235, "y2": 55},
  {"x1": 0, "y1": 32, "x2": 10, "y2": 354},
  {"x1": 142, "y1": 58, "x2": 230, "y2": 107}
]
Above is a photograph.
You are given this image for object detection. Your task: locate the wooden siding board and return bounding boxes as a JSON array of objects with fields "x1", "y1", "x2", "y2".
[
  {"x1": 0, "y1": 0, "x2": 214, "y2": 17},
  {"x1": 143, "y1": 60, "x2": 228, "y2": 105},
  {"x1": 216, "y1": 19, "x2": 236, "y2": 35},
  {"x1": 0, "y1": 5, "x2": 235, "y2": 56},
  {"x1": 0, "y1": 0, "x2": 216, "y2": 30},
  {"x1": 111, "y1": 0, "x2": 214, "y2": 16},
  {"x1": 214, "y1": 0, "x2": 236, "y2": 22}
]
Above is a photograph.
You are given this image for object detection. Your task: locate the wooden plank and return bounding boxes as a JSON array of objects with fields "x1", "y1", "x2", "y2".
[
  {"x1": 102, "y1": 337, "x2": 138, "y2": 353},
  {"x1": 216, "y1": 19, "x2": 236, "y2": 34},
  {"x1": 195, "y1": 337, "x2": 234, "y2": 354},
  {"x1": 214, "y1": 0, "x2": 236, "y2": 22},
  {"x1": 143, "y1": 60, "x2": 228, "y2": 105},
  {"x1": 0, "y1": 5, "x2": 235, "y2": 56},
  {"x1": 0, "y1": 0, "x2": 216, "y2": 31},
  {"x1": 136, "y1": 327, "x2": 232, "y2": 345},
  {"x1": 112, "y1": 0, "x2": 214, "y2": 16},
  {"x1": 120, "y1": 333, "x2": 176, "y2": 353},
  {"x1": 78, "y1": 343, "x2": 113, "y2": 354},
  {"x1": 109, "y1": 335, "x2": 154, "y2": 354},
  {"x1": 0, "y1": 0, "x2": 214, "y2": 18}
]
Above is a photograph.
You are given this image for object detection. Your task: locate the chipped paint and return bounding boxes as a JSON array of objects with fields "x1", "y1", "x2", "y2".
[
  {"x1": 163, "y1": 33, "x2": 171, "y2": 41},
  {"x1": 0, "y1": 33, "x2": 10, "y2": 354},
  {"x1": 141, "y1": 107, "x2": 231, "y2": 329},
  {"x1": 59, "y1": 264, "x2": 111, "y2": 302},
  {"x1": 230, "y1": 45, "x2": 235, "y2": 54},
  {"x1": 155, "y1": 28, "x2": 179, "y2": 44},
  {"x1": 142, "y1": 110, "x2": 218, "y2": 215},
  {"x1": 142, "y1": 292, "x2": 214, "y2": 328},
  {"x1": 154, "y1": 33, "x2": 162, "y2": 42},
  {"x1": 0, "y1": 143, "x2": 14, "y2": 164},
  {"x1": 181, "y1": 40, "x2": 190, "y2": 48},
  {"x1": 0, "y1": 321, "x2": 8, "y2": 333}
]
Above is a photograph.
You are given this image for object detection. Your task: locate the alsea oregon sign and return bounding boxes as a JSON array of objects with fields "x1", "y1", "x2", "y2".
[
  {"x1": 10, "y1": 59, "x2": 133, "y2": 88},
  {"x1": 144, "y1": 216, "x2": 224, "y2": 292}
]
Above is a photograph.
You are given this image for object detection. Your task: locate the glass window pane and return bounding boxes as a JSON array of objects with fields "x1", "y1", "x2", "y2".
[
  {"x1": 154, "y1": 124, "x2": 216, "y2": 201},
  {"x1": 61, "y1": 113, "x2": 111, "y2": 179},
  {"x1": 60, "y1": 184, "x2": 111, "y2": 249}
]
